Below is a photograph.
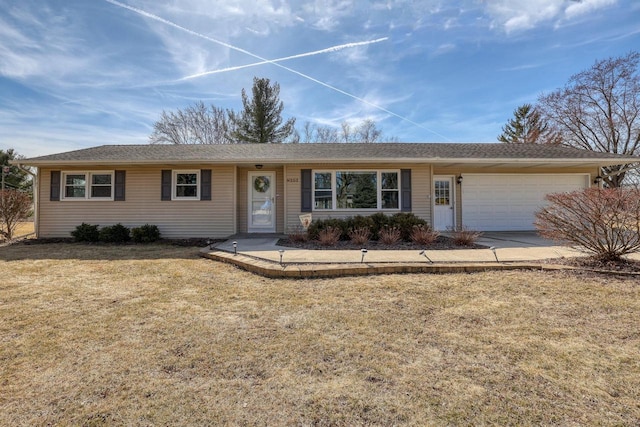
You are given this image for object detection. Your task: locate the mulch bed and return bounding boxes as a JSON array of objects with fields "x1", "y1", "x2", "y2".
[
  {"x1": 277, "y1": 235, "x2": 487, "y2": 251},
  {"x1": 561, "y1": 257, "x2": 640, "y2": 274}
]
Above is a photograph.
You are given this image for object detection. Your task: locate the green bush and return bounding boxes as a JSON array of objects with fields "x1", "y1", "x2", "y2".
[
  {"x1": 346, "y1": 215, "x2": 375, "y2": 237},
  {"x1": 71, "y1": 223, "x2": 100, "y2": 242},
  {"x1": 131, "y1": 224, "x2": 161, "y2": 243},
  {"x1": 389, "y1": 213, "x2": 428, "y2": 240},
  {"x1": 99, "y1": 223, "x2": 131, "y2": 243},
  {"x1": 307, "y1": 212, "x2": 428, "y2": 242},
  {"x1": 369, "y1": 212, "x2": 391, "y2": 239}
]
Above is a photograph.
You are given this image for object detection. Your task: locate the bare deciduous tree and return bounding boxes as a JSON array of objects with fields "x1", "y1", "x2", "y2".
[
  {"x1": 535, "y1": 188, "x2": 640, "y2": 262},
  {"x1": 354, "y1": 119, "x2": 383, "y2": 143},
  {"x1": 0, "y1": 189, "x2": 31, "y2": 240},
  {"x1": 299, "y1": 119, "x2": 393, "y2": 143},
  {"x1": 537, "y1": 52, "x2": 640, "y2": 187},
  {"x1": 150, "y1": 101, "x2": 233, "y2": 145}
]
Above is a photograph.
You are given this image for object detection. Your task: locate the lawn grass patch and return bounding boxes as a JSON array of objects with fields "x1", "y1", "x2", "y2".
[
  {"x1": 1, "y1": 243, "x2": 639, "y2": 425},
  {"x1": 0, "y1": 221, "x2": 34, "y2": 242}
]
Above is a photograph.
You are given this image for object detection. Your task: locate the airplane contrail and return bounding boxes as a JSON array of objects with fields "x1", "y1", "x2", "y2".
[
  {"x1": 103, "y1": 0, "x2": 451, "y2": 141},
  {"x1": 181, "y1": 38, "x2": 389, "y2": 80}
]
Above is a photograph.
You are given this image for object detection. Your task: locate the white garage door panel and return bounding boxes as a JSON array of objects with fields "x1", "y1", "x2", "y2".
[{"x1": 462, "y1": 174, "x2": 588, "y2": 231}]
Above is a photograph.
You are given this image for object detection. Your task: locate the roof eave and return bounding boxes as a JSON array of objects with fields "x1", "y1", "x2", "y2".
[{"x1": 15, "y1": 157, "x2": 634, "y2": 167}]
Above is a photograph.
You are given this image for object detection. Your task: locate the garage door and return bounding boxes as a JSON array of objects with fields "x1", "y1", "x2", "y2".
[{"x1": 461, "y1": 174, "x2": 589, "y2": 231}]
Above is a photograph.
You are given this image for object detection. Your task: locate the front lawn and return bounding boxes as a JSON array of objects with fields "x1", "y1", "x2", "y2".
[{"x1": 0, "y1": 243, "x2": 638, "y2": 425}]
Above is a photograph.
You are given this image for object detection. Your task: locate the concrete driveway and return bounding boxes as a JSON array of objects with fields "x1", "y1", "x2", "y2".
[{"x1": 475, "y1": 231, "x2": 560, "y2": 248}]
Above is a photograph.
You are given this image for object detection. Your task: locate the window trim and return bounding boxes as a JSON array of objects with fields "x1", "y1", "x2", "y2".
[
  {"x1": 312, "y1": 169, "x2": 401, "y2": 211},
  {"x1": 172, "y1": 169, "x2": 201, "y2": 201},
  {"x1": 60, "y1": 171, "x2": 114, "y2": 201}
]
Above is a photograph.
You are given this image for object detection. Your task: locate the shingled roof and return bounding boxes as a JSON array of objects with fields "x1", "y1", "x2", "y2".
[{"x1": 18, "y1": 143, "x2": 638, "y2": 167}]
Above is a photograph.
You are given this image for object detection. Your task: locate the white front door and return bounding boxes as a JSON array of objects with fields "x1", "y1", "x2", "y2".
[
  {"x1": 248, "y1": 171, "x2": 276, "y2": 233},
  {"x1": 433, "y1": 176, "x2": 455, "y2": 231}
]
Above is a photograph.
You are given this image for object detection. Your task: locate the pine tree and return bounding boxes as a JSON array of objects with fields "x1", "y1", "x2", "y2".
[
  {"x1": 1, "y1": 149, "x2": 31, "y2": 192},
  {"x1": 497, "y1": 104, "x2": 556, "y2": 144},
  {"x1": 229, "y1": 77, "x2": 296, "y2": 144}
]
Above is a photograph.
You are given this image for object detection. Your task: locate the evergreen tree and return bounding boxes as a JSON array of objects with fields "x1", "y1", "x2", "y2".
[
  {"x1": 0, "y1": 149, "x2": 31, "y2": 192},
  {"x1": 229, "y1": 77, "x2": 296, "y2": 144},
  {"x1": 498, "y1": 104, "x2": 557, "y2": 144}
]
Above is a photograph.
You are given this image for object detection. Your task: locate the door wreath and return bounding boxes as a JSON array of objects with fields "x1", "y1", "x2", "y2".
[{"x1": 254, "y1": 176, "x2": 270, "y2": 193}]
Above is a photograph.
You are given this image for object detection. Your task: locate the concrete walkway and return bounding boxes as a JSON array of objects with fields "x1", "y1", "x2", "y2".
[{"x1": 201, "y1": 232, "x2": 602, "y2": 278}]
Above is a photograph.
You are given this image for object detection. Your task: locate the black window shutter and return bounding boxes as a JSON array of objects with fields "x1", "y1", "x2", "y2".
[
  {"x1": 161, "y1": 170, "x2": 172, "y2": 201},
  {"x1": 201, "y1": 169, "x2": 212, "y2": 201},
  {"x1": 301, "y1": 169, "x2": 312, "y2": 212},
  {"x1": 114, "y1": 170, "x2": 126, "y2": 201},
  {"x1": 50, "y1": 170, "x2": 61, "y2": 201},
  {"x1": 401, "y1": 169, "x2": 412, "y2": 212}
]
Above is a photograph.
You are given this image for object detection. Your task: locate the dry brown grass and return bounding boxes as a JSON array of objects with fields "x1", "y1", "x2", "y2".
[
  {"x1": 1, "y1": 242, "x2": 639, "y2": 426},
  {"x1": 0, "y1": 221, "x2": 34, "y2": 242}
]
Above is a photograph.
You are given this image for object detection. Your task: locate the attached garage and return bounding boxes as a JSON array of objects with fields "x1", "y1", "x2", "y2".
[{"x1": 461, "y1": 174, "x2": 590, "y2": 231}]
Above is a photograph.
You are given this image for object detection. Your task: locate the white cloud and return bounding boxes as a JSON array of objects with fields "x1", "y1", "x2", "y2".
[
  {"x1": 433, "y1": 43, "x2": 456, "y2": 56},
  {"x1": 565, "y1": 0, "x2": 616, "y2": 19},
  {"x1": 483, "y1": 0, "x2": 617, "y2": 33},
  {"x1": 0, "y1": 3, "x2": 151, "y2": 87},
  {"x1": 300, "y1": 0, "x2": 354, "y2": 31}
]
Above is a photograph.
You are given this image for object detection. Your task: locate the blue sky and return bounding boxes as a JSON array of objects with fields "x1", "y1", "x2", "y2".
[{"x1": 1, "y1": 0, "x2": 639, "y2": 158}]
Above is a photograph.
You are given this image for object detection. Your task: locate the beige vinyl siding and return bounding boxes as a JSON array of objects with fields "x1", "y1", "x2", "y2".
[
  {"x1": 275, "y1": 167, "x2": 284, "y2": 233},
  {"x1": 284, "y1": 164, "x2": 432, "y2": 232},
  {"x1": 237, "y1": 168, "x2": 248, "y2": 234},
  {"x1": 39, "y1": 165, "x2": 235, "y2": 239}
]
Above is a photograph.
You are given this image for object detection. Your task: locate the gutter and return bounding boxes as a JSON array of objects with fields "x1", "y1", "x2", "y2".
[{"x1": 15, "y1": 157, "x2": 637, "y2": 167}]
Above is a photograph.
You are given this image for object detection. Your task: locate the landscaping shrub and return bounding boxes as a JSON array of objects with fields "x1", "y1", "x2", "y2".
[
  {"x1": 389, "y1": 212, "x2": 428, "y2": 240},
  {"x1": 449, "y1": 226, "x2": 482, "y2": 246},
  {"x1": 99, "y1": 223, "x2": 131, "y2": 243},
  {"x1": 307, "y1": 218, "x2": 349, "y2": 240},
  {"x1": 378, "y1": 225, "x2": 402, "y2": 245},
  {"x1": 317, "y1": 226, "x2": 342, "y2": 246},
  {"x1": 0, "y1": 189, "x2": 32, "y2": 241},
  {"x1": 348, "y1": 227, "x2": 371, "y2": 246},
  {"x1": 369, "y1": 212, "x2": 391, "y2": 239},
  {"x1": 287, "y1": 226, "x2": 309, "y2": 243},
  {"x1": 346, "y1": 216, "x2": 375, "y2": 237},
  {"x1": 71, "y1": 223, "x2": 100, "y2": 242},
  {"x1": 410, "y1": 225, "x2": 440, "y2": 246},
  {"x1": 535, "y1": 188, "x2": 640, "y2": 262},
  {"x1": 131, "y1": 224, "x2": 161, "y2": 243},
  {"x1": 307, "y1": 213, "x2": 429, "y2": 243},
  {"x1": 306, "y1": 219, "x2": 323, "y2": 240}
]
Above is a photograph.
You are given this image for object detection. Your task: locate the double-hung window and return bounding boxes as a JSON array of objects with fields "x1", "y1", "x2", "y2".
[
  {"x1": 314, "y1": 172, "x2": 333, "y2": 209},
  {"x1": 173, "y1": 170, "x2": 200, "y2": 200},
  {"x1": 313, "y1": 170, "x2": 400, "y2": 211},
  {"x1": 62, "y1": 171, "x2": 114, "y2": 200}
]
